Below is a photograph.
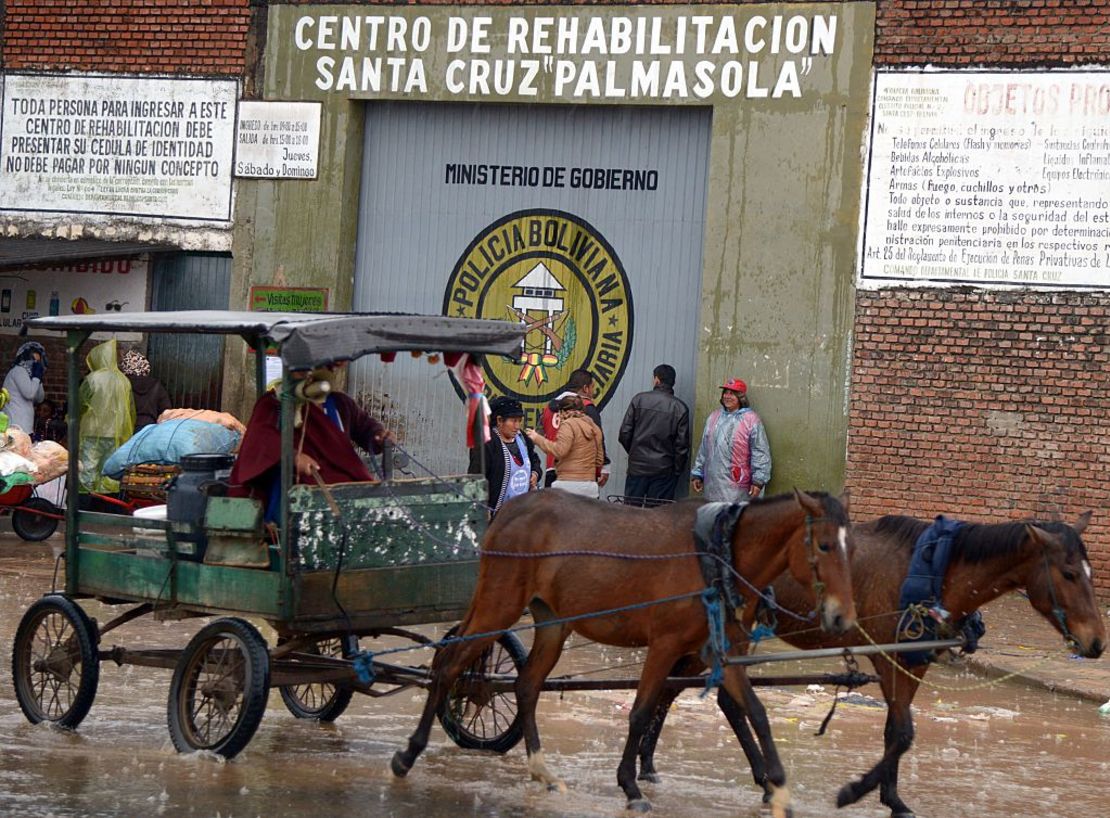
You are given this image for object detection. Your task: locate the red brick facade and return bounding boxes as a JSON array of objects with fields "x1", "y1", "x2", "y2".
[
  {"x1": 856, "y1": 2, "x2": 1110, "y2": 594},
  {"x1": 875, "y1": 0, "x2": 1110, "y2": 67},
  {"x1": 847, "y1": 290, "x2": 1110, "y2": 585},
  {"x1": 1, "y1": 0, "x2": 252, "y2": 74}
]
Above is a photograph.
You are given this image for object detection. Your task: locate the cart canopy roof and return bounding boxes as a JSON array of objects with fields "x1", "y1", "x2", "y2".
[{"x1": 25, "y1": 311, "x2": 525, "y2": 369}]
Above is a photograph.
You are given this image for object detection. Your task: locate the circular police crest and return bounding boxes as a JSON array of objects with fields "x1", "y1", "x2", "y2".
[{"x1": 443, "y1": 209, "x2": 633, "y2": 415}]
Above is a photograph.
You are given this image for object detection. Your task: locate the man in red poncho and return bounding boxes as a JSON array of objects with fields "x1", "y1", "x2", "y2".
[{"x1": 229, "y1": 365, "x2": 392, "y2": 521}]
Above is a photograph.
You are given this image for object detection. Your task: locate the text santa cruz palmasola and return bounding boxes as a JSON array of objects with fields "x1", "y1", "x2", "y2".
[{"x1": 296, "y1": 13, "x2": 837, "y2": 99}]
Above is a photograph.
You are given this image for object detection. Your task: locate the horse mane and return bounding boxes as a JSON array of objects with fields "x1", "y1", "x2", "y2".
[
  {"x1": 749, "y1": 491, "x2": 849, "y2": 525},
  {"x1": 871, "y1": 514, "x2": 1089, "y2": 564}
]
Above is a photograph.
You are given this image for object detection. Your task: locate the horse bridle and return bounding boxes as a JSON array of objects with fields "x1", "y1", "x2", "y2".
[
  {"x1": 803, "y1": 513, "x2": 831, "y2": 613},
  {"x1": 1040, "y1": 548, "x2": 1079, "y2": 651}
]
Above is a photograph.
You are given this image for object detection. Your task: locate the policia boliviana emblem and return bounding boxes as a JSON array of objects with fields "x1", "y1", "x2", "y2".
[{"x1": 443, "y1": 209, "x2": 633, "y2": 416}]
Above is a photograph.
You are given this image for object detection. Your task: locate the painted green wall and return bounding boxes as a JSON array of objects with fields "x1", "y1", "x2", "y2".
[{"x1": 229, "y1": 2, "x2": 875, "y2": 493}]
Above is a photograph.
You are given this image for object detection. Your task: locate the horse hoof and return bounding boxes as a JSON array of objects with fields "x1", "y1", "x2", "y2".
[
  {"x1": 390, "y1": 751, "x2": 411, "y2": 778},
  {"x1": 637, "y1": 771, "x2": 661, "y2": 784},
  {"x1": 546, "y1": 781, "x2": 567, "y2": 794},
  {"x1": 627, "y1": 798, "x2": 652, "y2": 812},
  {"x1": 836, "y1": 781, "x2": 861, "y2": 808},
  {"x1": 892, "y1": 813, "x2": 916, "y2": 818}
]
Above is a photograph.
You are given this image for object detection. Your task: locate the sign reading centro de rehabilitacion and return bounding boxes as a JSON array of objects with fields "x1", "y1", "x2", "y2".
[
  {"x1": 291, "y1": 10, "x2": 841, "y2": 102},
  {"x1": 444, "y1": 210, "x2": 633, "y2": 418},
  {"x1": 0, "y1": 74, "x2": 237, "y2": 221}
]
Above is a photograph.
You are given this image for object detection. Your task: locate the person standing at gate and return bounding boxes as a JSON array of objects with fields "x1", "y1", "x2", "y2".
[
  {"x1": 618, "y1": 363, "x2": 690, "y2": 506},
  {"x1": 540, "y1": 368, "x2": 609, "y2": 488},
  {"x1": 77, "y1": 339, "x2": 135, "y2": 496},
  {"x1": 469, "y1": 396, "x2": 542, "y2": 518},
  {"x1": 527, "y1": 394, "x2": 604, "y2": 499},
  {"x1": 3, "y1": 341, "x2": 48, "y2": 434},
  {"x1": 120, "y1": 349, "x2": 171, "y2": 431},
  {"x1": 690, "y1": 377, "x2": 771, "y2": 503}
]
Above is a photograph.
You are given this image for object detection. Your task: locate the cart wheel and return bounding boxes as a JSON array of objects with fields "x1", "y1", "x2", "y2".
[
  {"x1": 12, "y1": 497, "x2": 60, "y2": 542},
  {"x1": 11, "y1": 594, "x2": 100, "y2": 728},
  {"x1": 279, "y1": 634, "x2": 358, "y2": 722},
  {"x1": 436, "y1": 629, "x2": 527, "y2": 753},
  {"x1": 167, "y1": 618, "x2": 270, "y2": 758}
]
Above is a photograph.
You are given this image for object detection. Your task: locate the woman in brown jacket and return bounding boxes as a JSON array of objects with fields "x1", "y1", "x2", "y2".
[{"x1": 526, "y1": 394, "x2": 604, "y2": 499}]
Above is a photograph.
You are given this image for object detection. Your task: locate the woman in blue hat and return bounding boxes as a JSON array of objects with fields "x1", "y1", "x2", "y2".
[{"x1": 690, "y1": 377, "x2": 771, "y2": 503}]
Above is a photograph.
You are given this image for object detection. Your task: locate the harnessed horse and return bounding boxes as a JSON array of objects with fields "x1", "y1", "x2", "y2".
[{"x1": 392, "y1": 489, "x2": 857, "y2": 817}]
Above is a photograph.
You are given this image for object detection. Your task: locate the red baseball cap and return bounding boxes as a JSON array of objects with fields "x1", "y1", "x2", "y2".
[{"x1": 720, "y1": 378, "x2": 747, "y2": 394}]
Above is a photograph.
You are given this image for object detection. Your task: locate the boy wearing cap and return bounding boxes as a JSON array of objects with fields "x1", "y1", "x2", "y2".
[
  {"x1": 469, "y1": 396, "x2": 542, "y2": 517},
  {"x1": 690, "y1": 377, "x2": 771, "y2": 503}
]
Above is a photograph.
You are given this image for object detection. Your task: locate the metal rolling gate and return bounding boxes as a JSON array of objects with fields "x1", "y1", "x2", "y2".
[{"x1": 351, "y1": 102, "x2": 711, "y2": 491}]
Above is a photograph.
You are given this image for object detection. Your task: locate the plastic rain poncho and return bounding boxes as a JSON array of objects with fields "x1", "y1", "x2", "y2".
[
  {"x1": 690, "y1": 407, "x2": 771, "y2": 503},
  {"x1": 78, "y1": 340, "x2": 135, "y2": 493}
]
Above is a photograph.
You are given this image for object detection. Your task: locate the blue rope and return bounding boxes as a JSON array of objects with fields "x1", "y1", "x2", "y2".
[
  {"x1": 350, "y1": 586, "x2": 708, "y2": 685},
  {"x1": 699, "y1": 586, "x2": 730, "y2": 697}
]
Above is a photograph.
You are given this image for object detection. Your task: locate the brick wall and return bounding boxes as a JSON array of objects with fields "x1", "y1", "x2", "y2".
[
  {"x1": 860, "y1": 2, "x2": 1110, "y2": 598},
  {"x1": 1, "y1": 0, "x2": 252, "y2": 74},
  {"x1": 846, "y1": 289, "x2": 1110, "y2": 592},
  {"x1": 875, "y1": 0, "x2": 1110, "y2": 67}
]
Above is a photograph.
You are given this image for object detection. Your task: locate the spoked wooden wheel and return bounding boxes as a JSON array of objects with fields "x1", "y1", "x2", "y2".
[
  {"x1": 279, "y1": 634, "x2": 358, "y2": 722},
  {"x1": 11, "y1": 595, "x2": 100, "y2": 728},
  {"x1": 436, "y1": 629, "x2": 527, "y2": 753},
  {"x1": 167, "y1": 618, "x2": 270, "y2": 758}
]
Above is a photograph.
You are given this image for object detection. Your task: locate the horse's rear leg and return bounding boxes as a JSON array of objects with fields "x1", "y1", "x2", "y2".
[
  {"x1": 720, "y1": 665, "x2": 792, "y2": 818},
  {"x1": 618, "y1": 646, "x2": 683, "y2": 811},
  {"x1": 514, "y1": 616, "x2": 569, "y2": 792},
  {"x1": 718, "y1": 688, "x2": 773, "y2": 802},
  {"x1": 637, "y1": 655, "x2": 703, "y2": 783},
  {"x1": 391, "y1": 629, "x2": 503, "y2": 777},
  {"x1": 836, "y1": 665, "x2": 920, "y2": 817}
]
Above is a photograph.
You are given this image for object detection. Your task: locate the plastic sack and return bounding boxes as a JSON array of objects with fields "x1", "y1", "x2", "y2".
[
  {"x1": 3, "y1": 427, "x2": 33, "y2": 458},
  {"x1": 102, "y1": 419, "x2": 241, "y2": 479},
  {"x1": 0, "y1": 449, "x2": 36, "y2": 477},
  {"x1": 158, "y1": 408, "x2": 246, "y2": 435},
  {"x1": 29, "y1": 440, "x2": 68, "y2": 484}
]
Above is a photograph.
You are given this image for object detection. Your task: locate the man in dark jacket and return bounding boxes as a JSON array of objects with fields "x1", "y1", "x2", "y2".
[{"x1": 618, "y1": 364, "x2": 690, "y2": 506}]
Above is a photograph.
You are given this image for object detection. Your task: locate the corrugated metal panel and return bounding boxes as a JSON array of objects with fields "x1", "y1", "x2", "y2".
[
  {"x1": 352, "y1": 103, "x2": 710, "y2": 493},
  {"x1": 149, "y1": 253, "x2": 231, "y2": 409}
]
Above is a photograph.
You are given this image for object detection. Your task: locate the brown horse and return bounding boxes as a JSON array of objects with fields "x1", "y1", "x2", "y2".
[
  {"x1": 392, "y1": 489, "x2": 857, "y2": 816},
  {"x1": 637, "y1": 512, "x2": 1106, "y2": 818}
]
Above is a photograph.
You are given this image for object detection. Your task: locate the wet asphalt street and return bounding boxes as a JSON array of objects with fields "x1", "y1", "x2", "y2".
[{"x1": 1, "y1": 533, "x2": 1107, "y2": 818}]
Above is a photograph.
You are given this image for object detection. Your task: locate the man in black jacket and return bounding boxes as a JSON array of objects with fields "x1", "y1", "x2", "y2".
[{"x1": 617, "y1": 364, "x2": 690, "y2": 506}]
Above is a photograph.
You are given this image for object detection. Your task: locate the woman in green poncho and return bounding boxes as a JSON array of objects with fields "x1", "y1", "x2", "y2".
[{"x1": 78, "y1": 339, "x2": 135, "y2": 495}]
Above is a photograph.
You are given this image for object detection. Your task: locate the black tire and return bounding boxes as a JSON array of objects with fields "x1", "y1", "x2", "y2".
[
  {"x1": 167, "y1": 618, "x2": 270, "y2": 758},
  {"x1": 279, "y1": 634, "x2": 358, "y2": 722},
  {"x1": 12, "y1": 497, "x2": 61, "y2": 542},
  {"x1": 436, "y1": 629, "x2": 527, "y2": 753},
  {"x1": 12, "y1": 594, "x2": 100, "y2": 728}
]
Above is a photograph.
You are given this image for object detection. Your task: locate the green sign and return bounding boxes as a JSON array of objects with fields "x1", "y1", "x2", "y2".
[{"x1": 249, "y1": 286, "x2": 328, "y2": 312}]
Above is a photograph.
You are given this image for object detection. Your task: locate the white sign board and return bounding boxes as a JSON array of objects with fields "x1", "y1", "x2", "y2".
[
  {"x1": 235, "y1": 101, "x2": 322, "y2": 179},
  {"x1": 1, "y1": 257, "x2": 149, "y2": 340},
  {"x1": 861, "y1": 70, "x2": 1110, "y2": 290},
  {"x1": 0, "y1": 74, "x2": 237, "y2": 221}
]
